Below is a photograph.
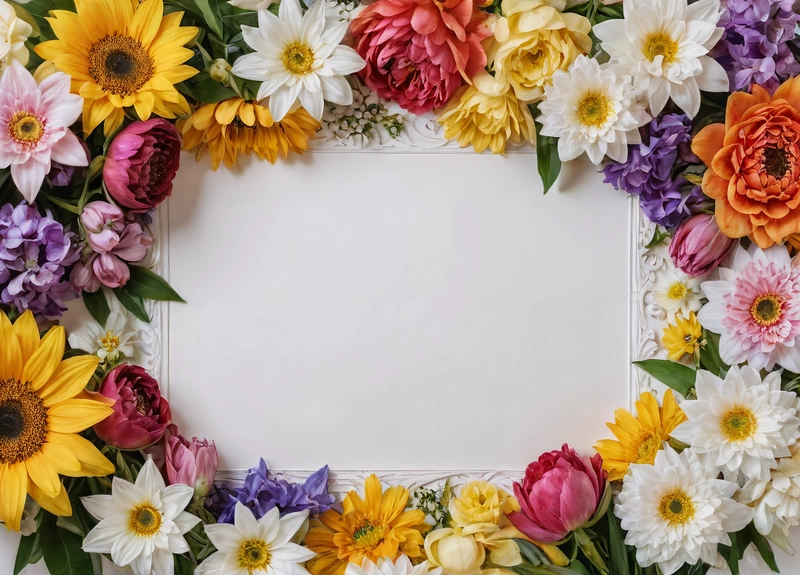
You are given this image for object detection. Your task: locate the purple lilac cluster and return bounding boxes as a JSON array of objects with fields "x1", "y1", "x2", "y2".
[
  {"x1": 207, "y1": 459, "x2": 335, "y2": 523},
  {"x1": 0, "y1": 203, "x2": 78, "y2": 318},
  {"x1": 714, "y1": 0, "x2": 800, "y2": 93},
  {"x1": 603, "y1": 114, "x2": 708, "y2": 228}
]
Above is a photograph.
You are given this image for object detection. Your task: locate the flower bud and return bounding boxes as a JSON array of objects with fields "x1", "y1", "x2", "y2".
[
  {"x1": 165, "y1": 425, "x2": 218, "y2": 498},
  {"x1": 209, "y1": 58, "x2": 233, "y2": 86},
  {"x1": 424, "y1": 528, "x2": 485, "y2": 575},
  {"x1": 669, "y1": 214, "x2": 736, "y2": 277}
]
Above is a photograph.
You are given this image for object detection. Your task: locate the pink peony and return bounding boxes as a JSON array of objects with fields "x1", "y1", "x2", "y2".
[
  {"x1": 0, "y1": 60, "x2": 87, "y2": 202},
  {"x1": 103, "y1": 119, "x2": 181, "y2": 212},
  {"x1": 669, "y1": 214, "x2": 736, "y2": 277},
  {"x1": 507, "y1": 444, "x2": 607, "y2": 544},
  {"x1": 164, "y1": 425, "x2": 218, "y2": 498},
  {"x1": 350, "y1": 0, "x2": 491, "y2": 114}
]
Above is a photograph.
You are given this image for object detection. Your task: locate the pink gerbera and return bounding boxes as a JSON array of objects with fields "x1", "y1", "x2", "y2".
[
  {"x1": 0, "y1": 60, "x2": 87, "y2": 202},
  {"x1": 698, "y1": 243, "x2": 800, "y2": 371}
]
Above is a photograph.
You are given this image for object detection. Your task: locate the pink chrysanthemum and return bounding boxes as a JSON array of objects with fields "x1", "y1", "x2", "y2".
[
  {"x1": 0, "y1": 60, "x2": 87, "y2": 202},
  {"x1": 698, "y1": 244, "x2": 800, "y2": 371}
]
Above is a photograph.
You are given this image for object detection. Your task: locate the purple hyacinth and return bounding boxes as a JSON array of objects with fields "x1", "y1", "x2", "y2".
[
  {"x1": 0, "y1": 203, "x2": 78, "y2": 318},
  {"x1": 603, "y1": 114, "x2": 707, "y2": 227},
  {"x1": 207, "y1": 459, "x2": 335, "y2": 523},
  {"x1": 714, "y1": 0, "x2": 800, "y2": 93}
]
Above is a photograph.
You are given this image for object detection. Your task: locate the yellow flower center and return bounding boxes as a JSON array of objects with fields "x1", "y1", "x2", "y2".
[
  {"x1": 720, "y1": 407, "x2": 757, "y2": 442},
  {"x1": 658, "y1": 490, "x2": 695, "y2": 526},
  {"x1": 751, "y1": 294, "x2": 783, "y2": 326},
  {"x1": 635, "y1": 433, "x2": 660, "y2": 463},
  {"x1": 8, "y1": 112, "x2": 44, "y2": 145},
  {"x1": 576, "y1": 92, "x2": 611, "y2": 128},
  {"x1": 238, "y1": 540, "x2": 271, "y2": 572},
  {"x1": 642, "y1": 32, "x2": 679, "y2": 65},
  {"x1": 100, "y1": 330, "x2": 120, "y2": 353},
  {"x1": 0, "y1": 378, "x2": 47, "y2": 464},
  {"x1": 89, "y1": 35, "x2": 154, "y2": 96},
  {"x1": 667, "y1": 282, "x2": 688, "y2": 301},
  {"x1": 282, "y1": 43, "x2": 315, "y2": 75},
  {"x1": 353, "y1": 521, "x2": 385, "y2": 549},
  {"x1": 130, "y1": 504, "x2": 162, "y2": 536}
]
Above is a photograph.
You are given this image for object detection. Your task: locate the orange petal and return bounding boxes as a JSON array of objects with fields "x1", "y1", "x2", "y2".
[
  {"x1": 751, "y1": 226, "x2": 775, "y2": 249},
  {"x1": 773, "y1": 76, "x2": 800, "y2": 109},
  {"x1": 702, "y1": 171, "x2": 729, "y2": 200},
  {"x1": 692, "y1": 123, "x2": 725, "y2": 168},
  {"x1": 726, "y1": 89, "x2": 769, "y2": 129},
  {"x1": 715, "y1": 199, "x2": 753, "y2": 239}
]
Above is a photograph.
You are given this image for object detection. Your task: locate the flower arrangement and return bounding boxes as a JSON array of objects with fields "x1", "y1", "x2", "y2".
[{"x1": 0, "y1": 0, "x2": 797, "y2": 574}]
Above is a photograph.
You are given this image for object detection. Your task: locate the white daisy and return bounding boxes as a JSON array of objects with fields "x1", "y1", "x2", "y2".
[
  {"x1": 231, "y1": 0, "x2": 365, "y2": 122},
  {"x1": 670, "y1": 366, "x2": 800, "y2": 484},
  {"x1": 593, "y1": 0, "x2": 729, "y2": 118},
  {"x1": 346, "y1": 556, "x2": 442, "y2": 575},
  {"x1": 537, "y1": 55, "x2": 651, "y2": 165},
  {"x1": 81, "y1": 458, "x2": 200, "y2": 575},
  {"x1": 652, "y1": 267, "x2": 702, "y2": 320},
  {"x1": 616, "y1": 446, "x2": 753, "y2": 575},
  {"x1": 68, "y1": 306, "x2": 156, "y2": 369},
  {"x1": 196, "y1": 502, "x2": 315, "y2": 575}
]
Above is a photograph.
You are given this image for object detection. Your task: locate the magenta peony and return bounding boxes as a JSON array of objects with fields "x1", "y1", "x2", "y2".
[
  {"x1": 350, "y1": 0, "x2": 491, "y2": 115},
  {"x1": 669, "y1": 214, "x2": 736, "y2": 277},
  {"x1": 103, "y1": 119, "x2": 181, "y2": 211},
  {"x1": 94, "y1": 364, "x2": 172, "y2": 450},
  {"x1": 164, "y1": 425, "x2": 218, "y2": 498},
  {"x1": 507, "y1": 444, "x2": 607, "y2": 544}
]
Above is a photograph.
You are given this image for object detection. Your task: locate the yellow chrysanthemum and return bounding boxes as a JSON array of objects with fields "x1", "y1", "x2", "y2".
[
  {"x1": 594, "y1": 390, "x2": 686, "y2": 482},
  {"x1": 180, "y1": 97, "x2": 320, "y2": 170},
  {"x1": 305, "y1": 475, "x2": 429, "y2": 575},
  {"x1": 662, "y1": 312, "x2": 704, "y2": 362},
  {"x1": 0, "y1": 311, "x2": 114, "y2": 531},
  {"x1": 34, "y1": 0, "x2": 198, "y2": 136}
]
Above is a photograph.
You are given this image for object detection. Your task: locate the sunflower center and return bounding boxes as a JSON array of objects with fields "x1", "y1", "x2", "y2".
[
  {"x1": 658, "y1": 490, "x2": 695, "y2": 526},
  {"x1": 721, "y1": 407, "x2": 757, "y2": 442},
  {"x1": 576, "y1": 92, "x2": 611, "y2": 128},
  {"x1": 667, "y1": 282, "x2": 688, "y2": 301},
  {"x1": 8, "y1": 111, "x2": 44, "y2": 145},
  {"x1": 763, "y1": 147, "x2": 790, "y2": 179},
  {"x1": 642, "y1": 32, "x2": 679, "y2": 65},
  {"x1": 353, "y1": 521, "x2": 385, "y2": 549},
  {"x1": 750, "y1": 293, "x2": 783, "y2": 326},
  {"x1": 636, "y1": 433, "x2": 660, "y2": 463},
  {"x1": 282, "y1": 43, "x2": 315, "y2": 75},
  {"x1": 0, "y1": 379, "x2": 48, "y2": 464},
  {"x1": 130, "y1": 504, "x2": 162, "y2": 536},
  {"x1": 89, "y1": 35, "x2": 154, "y2": 97},
  {"x1": 238, "y1": 540, "x2": 271, "y2": 572},
  {"x1": 100, "y1": 330, "x2": 120, "y2": 353}
]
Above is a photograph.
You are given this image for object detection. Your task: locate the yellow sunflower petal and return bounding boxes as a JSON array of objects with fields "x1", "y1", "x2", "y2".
[
  {"x1": 28, "y1": 479, "x2": 72, "y2": 517},
  {"x1": 103, "y1": 108, "x2": 126, "y2": 137},
  {"x1": 130, "y1": 0, "x2": 162, "y2": 48},
  {"x1": 363, "y1": 474, "x2": 382, "y2": 518},
  {"x1": 0, "y1": 463, "x2": 27, "y2": 531},
  {"x1": 39, "y1": 355, "x2": 99, "y2": 407},
  {"x1": 12, "y1": 311, "x2": 40, "y2": 366},
  {"x1": 134, "y1": 90, "x2": 155, "y2": 121},
  {"x1": 0, "y1": 312, "x2": 22, "y2": 381},
  {"x1": 84, "y1": 97, "x2": 115, "y2": 136},
  {"x1": 46, "y1": 399, "x2": 113, "y2": 434},
  {"x1": 25, "y1": 452, "x2": 63, "y2": 498},
  {"x1": 21, "y1": 326, "x2": 65, "y2": 392},
  {"x1": 48, "y1": 433, "x2": 114, "y2": 477}
]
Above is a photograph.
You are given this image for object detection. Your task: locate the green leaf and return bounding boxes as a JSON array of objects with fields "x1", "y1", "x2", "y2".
[
  {"x1": 748, "y1": 525, "x2": 780, "y2": 573},
  {"x1": 567, "y1": 561, "x2": 591, "y2": 575},
  {"x1": 633, "y1": 359, "x2": 696, "y2": 398},
  {"x1": 606, "y1": 501, "x2": 630, "y2": 575},
  {"x1": 127, "y1": 266, "x2": 185, "y2": 302},
  {"x1": 194, "y1": 0, "x2": 224, "y2": 38},
  {"x1": 535, "y1": 119, "x2": 562, "y2": 194},
  {"x1": 14, "y1": 530, "x2": 42, "y2": 575},
  {"x1": 190, "y1": 76, "x2": 237, "y2": 104},
  {"x1": 114, "y1": 286, "x2": 150, "y2": 323},
  {"x1": 515, "y1": 539, "x2": 548, "y2": 566},
  {"x1": 83, "y1": 290, "x2": 110, "y2": 327},
  {"x1": 644, "y1": 227, "x2": 671, "y2": 250},
  {"x1": 40, "y1": 517, "x2": 94, "y2": 575}
]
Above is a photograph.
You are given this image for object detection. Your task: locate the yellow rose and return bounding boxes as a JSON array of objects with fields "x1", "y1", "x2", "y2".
[
  {"x1": 449, "y1": 481, "x2": 519, "y2": 528},
  {"x1": 437, "y1": 73, "x2": 535, "y2": 155},
  {"x1": 425, "y1": 528, "x2": 486, "y2": 575},
  {"x1": 488, "y1": 0, "x2": 592, "y2": 102}
]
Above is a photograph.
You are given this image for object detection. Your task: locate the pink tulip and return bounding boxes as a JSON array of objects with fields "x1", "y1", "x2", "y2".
[
  {"x1": 164, "y1": 425, "x2": 218, "y2": 498},
  {"x1": 507, "y1": 444, "x2": 607, "y2": 544},
  {"x1": 669, "y1": 214, "x2": 735, "y2": 277}
]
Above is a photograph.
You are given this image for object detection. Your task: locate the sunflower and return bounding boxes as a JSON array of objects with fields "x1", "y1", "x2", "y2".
[
  {"x1": 34, "y1": 0, "x2": 198, "y2": 136},
  {"x1": 0, "y1": 310, "x2": 114, "y2": 531},
  {"x1": 305, "y1": 475, "x2": 428, "y2": 575},
  {"x1": 180, "y1": 97, "x2": 319, "y2": 170},
  {"x1": 594, "y1": 389, "x2": 686, "y2": 482}
]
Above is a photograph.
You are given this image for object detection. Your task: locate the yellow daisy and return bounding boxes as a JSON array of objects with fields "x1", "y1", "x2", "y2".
[
  {"x1": 34, "y1": 0, "x2": 198, "y2": 136},
  {"x1": 662, "y1": 311, "x2": 704, "y2": 362},
  {"x1": 180, "y1": 97, "x2": 320, "y2": 170},
  {"x1": 0, "y1": 311, "x2": 114, "y2": 531},
  {"x1": 305, "y1": 475, "x2": 429, "y2": 575},
  {"x1": 594, "y1": 389, "x2": 686, "y2": 482}
]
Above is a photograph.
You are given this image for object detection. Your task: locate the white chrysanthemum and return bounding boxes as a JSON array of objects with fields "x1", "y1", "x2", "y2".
[
  {"x1": 0, "y1": 0, "x2": 31, "y2": 73},
  {"x1": 537, "y1": 55, "x2": 651, "y2": 165},
  {"x1": 616, "y1": 447, "x2": 753, "y2": 575},
  {"x1": 671, "y1": 367, "x2": 800, "y2": 484},
  {"x1": 231, "y1": 0, "x2": 365, "y2": 121},
  {"x1": 346, "y1": 556, "x2": 442, "y2": 575},
  {"x1": 81, "y1": 458, "x2": 200, "y2": 575},
  {"x1": 196, "y1": 502, "x2": 315, "y2": 575},
  {"x1": 68, "y1": 306, "x2": 156, "y2": 369},
  {"x1": 652, "y1": 267, "x2": 702, "y2": 320},
  {"x1": 593, "y1": 0, "x2": 728, "y2": 118}
]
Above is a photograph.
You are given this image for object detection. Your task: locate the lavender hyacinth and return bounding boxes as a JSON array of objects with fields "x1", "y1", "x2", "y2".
[
  {"x1": 603, "y1": 114, "x2": 708, "y2": 227},
  {"x1": 714, "y1": 0, "x2": 800, "y2": 92},
  {"x1": 207, "y1": 459, "x2": 334, "y2": 523},
  {"x1": 0, "y1": 203, "x2": 78, "y2": 318}
]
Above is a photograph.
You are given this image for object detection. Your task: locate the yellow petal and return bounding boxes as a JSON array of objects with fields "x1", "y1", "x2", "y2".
[
  {"x1": 21, "y1": 326, "x2": 65, "y2": 392},
  {"x1": 130, "y1": 0, "x2": 162, "y2": 48},
  {"x1": 25, "y1": 452, "x2": 62, "y2": 498},
  {"x1": 28, "y1": 479, "x2": 72, "y2": 516},
  {"x1": 103, "y1": 108, "x2": 125, "y2": 137},
  {"x1": 0, "y1": 312, "x2": 22, "y2": 381},
  {"x1": 380, "y1": 485, "x2": 409, "y2": 523},
  {"x1": 0, "y1": 463, "x2": 27, "y2": 531},
  {"x1": 13, "y1": 311, "x2": 40, "y2": 366},
  {"x1": 39, "y1": 355, "x2": 99, "y2": 407},
  {"x1": 364, "y1": 474, "x2": 382, "y2": 518},
  {"x1": 48, "y1": 433, "x2": 114, "y2": 477},
  {"x1": 134, "y1": 90, "x2": 155, "y2": 121},
  {"x1": 46, "y1": 399, "x2": 113, "y2": 434}
]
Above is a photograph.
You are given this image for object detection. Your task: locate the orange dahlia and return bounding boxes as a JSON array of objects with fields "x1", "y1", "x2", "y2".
[{"x1": 693, "y1": 77, "x2": 800, "y2": 248}]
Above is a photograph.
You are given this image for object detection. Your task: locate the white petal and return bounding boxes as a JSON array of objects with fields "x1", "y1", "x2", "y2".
[
  {"x1": 257, "y1": 506, "x2": 281, "y2": 543},
  {"x1": 235, "y1": 501, "x2": 261, "y2": 539},
  {"x1": 205, "y1": 523, "x2": 243, "y2": 554},
  {"x1": 160, "y1": 484, "x2": 194, "y2": 520},
  {"x1": 298, "y1": 87, "x2": 323, "y2": 120},
  {"x1": 135, "y1": 458, "x2": 166, "y2": 496},
  {"x1": 49, "y1": 131, "x2": 89, "y2": 167},
  {"x1": 695, "y1": 56, "x2": 729, "y2": 93},
  {"x1": 279, "y1": 0, "x2": 304, "y2": 34},
  {"x1": 271, "y1": 510, "x2": 308, "y2": 547},
  {"x1": 81, "y1": 494, "x2": 117, "y2": 521},
  {"x1": 271, "y1": 542, "x2": 317, "y2": 563},
  {"x1": 269, "y1": 82, "x2": 302, "y2": 121},
  {"x1": 319, "y1": 75, "x2": 352, "y2": 105}
]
